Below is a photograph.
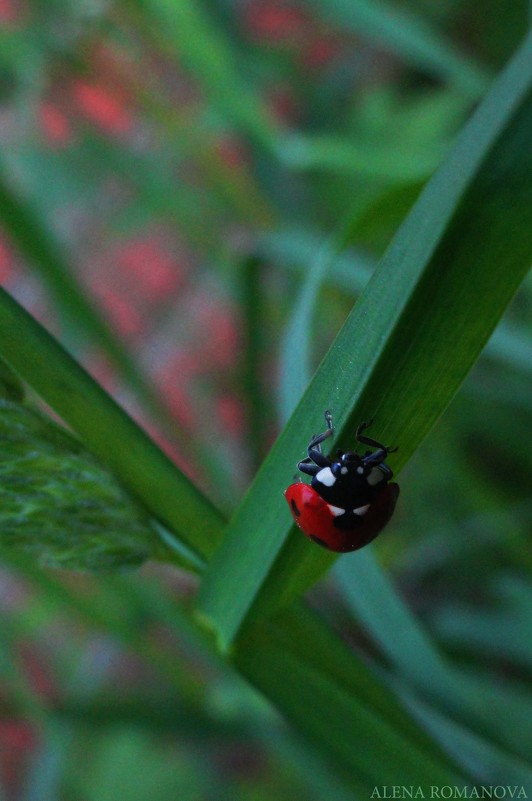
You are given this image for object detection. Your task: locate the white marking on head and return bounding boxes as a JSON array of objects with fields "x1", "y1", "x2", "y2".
[
  {"x1": 341, "y1": 466, "x2": 348, "y2": 475},
  {"x1": 316, "y1": 467, "x2": 336, "y2": 487},
  {"x1": 367, "y1": 467, "x2": 384, "y2": 486},
  {"x1": 357, "y1": 466, "x2": 364, "y2": 474},
  {"x1": 353, "y1": 504, "x2": 370, "y2": 516},
  {"x1": 327, "y1": 504, "x2": 346, "y2": 517}
]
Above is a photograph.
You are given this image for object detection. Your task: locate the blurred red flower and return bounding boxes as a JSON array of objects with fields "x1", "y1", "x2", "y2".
[{"x1": 71, "y1": 80, "x2": 134, "y2": 137}]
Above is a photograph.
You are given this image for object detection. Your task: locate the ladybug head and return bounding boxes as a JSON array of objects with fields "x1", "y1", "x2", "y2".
[{"x1": 331, "y1": 450, "x2": 366, "y2": 477}]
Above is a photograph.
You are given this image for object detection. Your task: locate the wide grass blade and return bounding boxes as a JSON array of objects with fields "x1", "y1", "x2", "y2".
[
  {"x1": 197, "y1": 33, "x2": 532, "y2": 649},
  {"x1": 235, "y1": 607, "x2": 464, "y2": 791}
]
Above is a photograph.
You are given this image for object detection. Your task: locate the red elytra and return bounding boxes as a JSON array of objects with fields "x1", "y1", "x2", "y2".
[{"x1": 284, "y1": 482, "x2": 400, "y2": 553}]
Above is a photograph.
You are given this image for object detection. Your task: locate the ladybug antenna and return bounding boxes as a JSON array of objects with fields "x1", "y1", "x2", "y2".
[{"x1": 324, "y1": 410, "x2": 334, "y2": 431}]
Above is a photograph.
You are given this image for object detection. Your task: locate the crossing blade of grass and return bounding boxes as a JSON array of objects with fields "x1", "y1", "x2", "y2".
[
  {"x1": 235, "y1": 607, "x2": 465, "y2": 792},
  {"x1": 261, "y1": 229, "x2": 530, "y2": 377},
  {"x1": 402, "y1": 693, "x2": 532, "y2": 786},
  {"x1": 277, "y1": 232, "x2": 341, "y2": 422},
  {"x1": 277, "y1": 209, "x2": 379, "y2": 427},
  {"x1": 306, "y1": 0, "x2": 491, "y2": 98},
  {"x1": 0, "y1": 289, "x2": 224, "y2": 560},
  {"x1": 198, "y1": 33, "x2": 532, "y2": 649},
  {"x1": 257, "y1": 227, "x2": 374, "y2": 294},
  {"x1": 335, "y1": 554, "x2": 532, "y2": 764}
]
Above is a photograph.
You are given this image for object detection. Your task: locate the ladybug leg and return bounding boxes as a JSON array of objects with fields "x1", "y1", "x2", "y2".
[
  {"x1": 297, "y1": 411, "x2": 335, "y2": 474},
  {"x1": 308, "y1": 410, "x2": 334, "y2": 447},
  {"x1": 362, "y1": 448, "x2": 393, "y2": 470},
  {"x1": 356, "y1": 419, "x2": 374, "y2": 437},
  {"x1": 308, "y1": 426, "x2": 333, "y2": 451},
  {"x1": 297, "y1": 458, "x2": 321, "y2": 476},
  {"x1": 358, "y1": 437, "x2": 398, "y2": 455},
  {"x1": 307, "y1": 443, "x2": 332, "y2": 468},
  {"x1": 301, "y1": 424, "x2": 333, "y2": 468}
]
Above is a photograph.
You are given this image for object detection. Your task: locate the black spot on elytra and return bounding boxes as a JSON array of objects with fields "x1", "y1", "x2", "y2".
[
  {"x1": 290, "y1": 499, "x2": 301, "y2": 517},
  {"x1": 309, "y1": 534, "x2": 331, "y2": 550}
]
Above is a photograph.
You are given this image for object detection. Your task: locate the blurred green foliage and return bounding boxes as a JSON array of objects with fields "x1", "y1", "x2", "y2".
[{"x1": 0, "y1": 1, "x2": 530, "y2": 800}]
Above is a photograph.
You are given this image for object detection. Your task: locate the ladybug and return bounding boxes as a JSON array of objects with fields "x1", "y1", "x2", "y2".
[{"x1": 284, "y1": 411, "x2": 399, "y2": 552}]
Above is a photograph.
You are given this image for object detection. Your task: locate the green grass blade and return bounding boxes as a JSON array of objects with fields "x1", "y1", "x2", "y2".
[
  {"x1": 238, "y1": 257, "x2": 270, "y2": 472},
  {"x1": 278, "y1": 233, "x2": 340, "y2": 422},
  {"x1": 0, "y1": 289, "x2": 224, "y2": 559},
  {"x1": 403, "y1": 694, "x2": 532, "y2": 786},
  {"x1": 306, "y1": 0, "x2": 491, "y2": 97},
  {"x1": 484, "y1": 321, "x2": 532, "y2": 375},
  {"x1": 335, "y1": 554, "x2": 532, "y2": 763},
  {"x1": 197, "y1": 33, "x2": 532, "y2": 649},
  {"x1": 336, "y1": 552, "x2": 449, "y2": 686},
  {"x1": 257, "y1": 228, "x2": 374, "y2": 294},
  {"x1": 278, "y1": 212, "x2": 375, "y2": 422},
  {"x1": 0, "y1": 355, "x2": 24, "y2": 401},
  {"x1": 262, "y1": 230, "x2": 530, "y2": 377},
  {"x1": 280, "y1": 131, "x2": 443, "y2": 180},
  {"x1": 235, "y1": 607, "x2": 465, "y2": 791}
]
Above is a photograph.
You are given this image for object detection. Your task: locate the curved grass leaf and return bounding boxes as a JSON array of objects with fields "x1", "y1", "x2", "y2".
[
  {"x1": 0, "y1": 288, "x2": 224, "y2": 561},
  {"x1": 197, "y1": 33, "x2": 532, "y2": 649}
]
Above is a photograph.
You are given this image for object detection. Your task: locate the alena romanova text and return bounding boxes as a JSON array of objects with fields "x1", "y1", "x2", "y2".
[{"x1": 370, "y1": 788, "x2": 528, "y2": 799}]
